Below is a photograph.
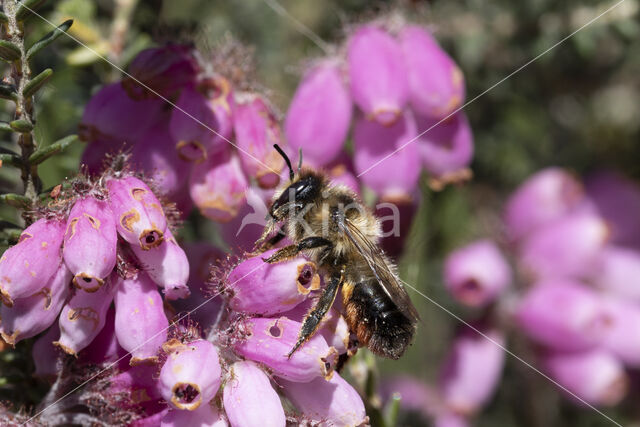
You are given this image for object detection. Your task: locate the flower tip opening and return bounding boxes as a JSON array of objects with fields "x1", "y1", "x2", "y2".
[
  {"x1": 171, "y1": 382, "x2": 203, "y2": 411},
  {"x1": 139, "y1": 229, "x2": 164, "y2": 250},
  {"x1": 52, "y1": 340, "x2": 78, "y2": 356},
  {"x1": 73, "y1": 273, "x2": 104, "y2": 292},
  {"x1": 176, "y1": 141, "x2": 207, "y2": 163}
]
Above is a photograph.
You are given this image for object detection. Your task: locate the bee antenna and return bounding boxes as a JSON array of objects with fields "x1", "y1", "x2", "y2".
[
  {"x1": 273, "y1": 144, "x2": 294, "y2": 181},
  {"x1": 297, "y1": 148, "x2": 303, "y2": 171}
]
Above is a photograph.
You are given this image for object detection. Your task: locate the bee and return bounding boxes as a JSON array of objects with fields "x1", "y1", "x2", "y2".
[{"x1": 255, "y1": 145, "x2": 419, "y2": 360}]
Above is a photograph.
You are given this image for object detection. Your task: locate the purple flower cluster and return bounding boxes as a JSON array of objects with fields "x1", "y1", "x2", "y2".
[{"x1": 431, "y1": 167, "x2": 640, "y2": 422}]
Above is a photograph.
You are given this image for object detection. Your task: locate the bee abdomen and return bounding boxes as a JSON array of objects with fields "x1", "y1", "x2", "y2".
[{"x1": 343, "y1": 281, "x2": 416, "y2": 360}]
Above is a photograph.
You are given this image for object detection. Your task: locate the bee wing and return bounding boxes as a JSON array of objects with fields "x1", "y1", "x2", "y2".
[{"x1": 340, "y1": 218, "x2": 420, "y2": 322}]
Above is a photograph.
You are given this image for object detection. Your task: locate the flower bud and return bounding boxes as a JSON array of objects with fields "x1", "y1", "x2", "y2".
[
  {"x1": 415, "y1": 112, "x2": 473, "y2": 179},
  {"x1": 233, "y1": 95, "x2": 284, "y2": 188},
  {"x1": 601, "y1": 297, "x2": 640, "y2": 367},
  {"x1": 122, "y1": 45, "x2": 198, "y2": 99},
  {"x1": 63, "y1": 196, "x2": 118, "y2": 292},
  {"x1": 347, "y1": 25, "x2": 408, "y2": 125},
  {"x1": 161, "y1": 403, "x2": 227, "y2": 427},
  {"x1": 33, "y1": 324, "x2": 61, "y2": 381},
  {"x1": 592, "y1": 246, "x2": 640, "y2": 300},
  {"x1": 225, "y1": 250, "x2": 320, "y2": 315},
  {"x1": 189, "y1": 149, "x2": 249, "y2": 222},
  {"x1": 234, "y1": 317, "x2": 337, "y2": 382},
  {"x1": 0, "y1": 218, "x2": 65, "y2": 306},
  {"x1": 542, "y1": 349, "x2": 628, "y2": 406},
  {"x1": 169, "y1": 87, "x2": 225, "y2": 162},
  {"x1": 518, "y1": 213, "x2": 609, "y2": 281},
  {"x1": 279, "y1": 372, "x2": 367, "y2": 426},
  {"x1": 131, "y1": 228, "x2": 190, "y2": 300},
  {"x1": 353, "y1": 111, "x2": 421, "y2": 199},
  {"x1": 443, "y1": 240, "x2": 511, "y2": 308},
  {"x1": 285, "y1": 61, "x2": 351, "y2": 166},
  {"x1": 0, "y1": 261, "x2": 70, "y2": 344},
  {"x1": 114, "y1": 273, "x2": 169, "y2": 365},
  {"x1": 400, "y1": 26, "x2": 465, "y2": 119},
  {"x1": 516, "y1": 279, "x2": 611, "y2": 351},
  {"x1": 223, "y1": 361, "x2": 285, "y2": 427},
  {"x1": 159, "y1": 339, "x2": 222, "y2": 410},
  {"x1": 503, "y1": 168, "x2": 585, "y2": 242},
  {"x1": 438, "y1": 327, "x2": 505, "y2": 415},
  {"x1": 106, "y1": 175, "x2": 167, "y2": 250},
  {"x1": 54, "y1": 278, "x2": 115, "y2": 355}
]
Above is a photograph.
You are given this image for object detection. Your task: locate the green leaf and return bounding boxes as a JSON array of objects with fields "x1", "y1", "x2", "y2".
[
  {"x1": 0, "y1": 12, "x2": 8, "y2": 23},
  {"x1": 22, "y1": 68, "x2": 53, "y2": 98},
  {"x1": 0, "y1": 153, "x2": 21, "y2": 167},
  {"x1": 9, "y1": 119, "x2": 33, "y2": 133},
  {"x1": 0, "y1": 40, "x2": 22, "y2": 62},
  {"x1": 15, "y1": 0, "x2": 48, "y2": 21},
  {"x1": 0, "y1": 83, "x2": 17, "y2": 101},
  {"x1": 28, "y1": 134, "x2": 78, "y2": 165},
  {"x1": 0, "y1": 228, "x2": 22, "y2": 246},
  {"x1": 26, "y1": 20, "x2": 73, "y2": 60},
  {"x1": 0, "y1": 193, "x2": 31, "y2": 208},
  {"x1": 0, "y1": 122, "x2": 13, "y2": 132}
]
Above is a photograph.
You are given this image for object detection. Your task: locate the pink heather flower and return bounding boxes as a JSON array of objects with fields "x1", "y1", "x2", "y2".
[
  {"x1": 114, "y1": 273, "x2": 169, "y2": 365},
  {"x1": 503, "y1": 167, "x2": 585, "y2": 242},
  {"x1": 353, "y1": 111, "x2": 421, "y2": 199},
  {"x1": 233, "y1": 94, "x2": 285, "y2": 188},
  {"x1": 415, "y1": 112, "x2": 474, "y2": 179},
  {"x1": 234, "y1": 316, "x2": 337, "y2": 382},
  {"x1": 218, "y1": 186, "x2": 273, "y2": 252},
  {"x1": 106, "y1": 175, "x2": 167, "y2": 250},
  {"x1": 585, "y1": 170, "x2": 640, "y2": 248},
  {"x1": 224, "y1": 250, "x2": 320, "y2": 315},
  {"x1": 438, "y1": 327, "x2": 505, "y2": 415},
  {"x1": 591, "y1": 246, "x2": 640, "y2": 300},
  {"x1": 347, "y1": 25, "x2": 408, "y2": 126},
  {"x1": 131, "y1": 228, "x2": 190, "y2": 300},
  {"x1": 133, "y1": 408, "x2": 171, "y2": 427},
  {"x1": 78, "y1": 306, "x2": 125, "y2": 365},
  {"x1": 159, "y1": 339, "x2": 222, "y2": 410},
  {"x1": 279, "y1": 373, "x2": 367, "y2": 426},
  {"x1": 601, "y1": 297, "x2": 640, "y2": 367},
  {"x1": 32, "y1": 324, "x2": 61, "y2": 381},
  {"x1": 376, "y1": 193, "x2": 419, "y2": 258},
  {"x1": 284, "y1": 60, "x2": 351, "y2": 166},
  {"x1": 63, "y1": 196, "x2": 117, "y2": 292},
  {"x1": 0, "y1": 261, "x2": 70, "y2": 345},
  {"x1": 131, "y1": 122, "x2": 191, "y2": 198},
  {"x1": 78, "y1": 82, "x2": 164, "y2": 145},
  {"x1": 542, "y1": 349, "x2": 628, "y2": 406},
  {"x1": 223, "y1": 360, "x2": 285, "y2": 427},
  {"x1": 109, "y1": 364, "x2": 162, "y2": 405},
  {"x1": 122, "y1": 44, "x2": 198, "y2": 99},
  {"x1": 54, "y1": 277, "x2": 115, "y2": 355},
  {"x1": 434, "y1": 412, "x2": 470, "y2": 427},
  {"x1": 399, "y1": 26, "x2": 465, "y2": 119},
  {"x1": 169, "y1": 87, "x2": 225, "y2": 162},
  {"x1": 200, "y1": 75, "x2": 235, "y2": 142},
  {"x1": 283, "y1": 302, "x2": 351, "y2": 355},
  {"x1": 518, "y1": 213, "x2": 609, "y2": 281},
  {"x1": 443, "y1": 239, "x2": 511, "y2": 308},
  {"x1": 161, "y1": 403, "x2": 227, "y2": 427},
  {"x1": 0, "y1": 217, "x2": 66, "y2": 306},
  {"x1": 189, "y1": 149, "x2": 249, "y2": 222},
  {"x1": 516, "y1": 279, "x2": 611, "y2": 351}
]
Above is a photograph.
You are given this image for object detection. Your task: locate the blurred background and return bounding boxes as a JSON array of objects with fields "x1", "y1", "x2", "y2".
[{"x1": 0, "y1": 0, "x2": 639, "y2": 426}]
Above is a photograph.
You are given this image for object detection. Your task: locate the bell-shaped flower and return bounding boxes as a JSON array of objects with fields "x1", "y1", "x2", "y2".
[
  {"x1": 0, "y1": 217, "x2": 66, "y2": 306},
  {"x1": 78, "y1": 306, "x2": 125, "y2": 365},
  {"x1": 122, "y1": 44, "x2": 198, "y2": 99},
  {"x1": 233, "y1": 94, "x2": 284, "y2": 188},
  {"x1": 131, "y1": 228, "x2": 190, "y2": 300},
  {"x1": 234, "y1": 316, "x2": 337, "y2": 382},
  {"x1": 503, "y1": 167, "x2": 585, "y2": 242},
  {"x1": 54, "y1": 277, "x2": 115, "y2": 355},
  {"x1": 279, "y1": 372, "x2": 367, "y2": 426},
  {"x1": 110, "y1": 364, "x2": 162, "y2": 406},
  {"x1": 189, "y1": 149, "x2": 249, "y2": 222},
  {"x1": 161, "y1": 403, "x2": 227, "y2": 427},
  {"x1": 591, "y1": 246, "x2": 640, "y2": 300},
  {"x1": 0, "y1": 261, "x2": 70, "y2": 344},
  {"x1": 218, "y1": 186, "x2": 273, "y2": 253},
  {"x1": 601, "y1": 297, "x2": 640, "y2": 367},
  {"x1": 400, "y1": 26, "x2": 465, "y2": 119},
  {"x1": 63, "y1": 196, "x2": 117, "y2": 292},
  {"x1": 285, "y1": 60, "x2": 351, "y2": 166},
  {"x1": 223, "y1": 361, "x2": 285, "y2": 427},
  {"x1": 224, "y1": 250, "x2": 320, "y2": 315},
  {"x1": 32, "y1": 324, "x2": 61, "y2": 381},
  {"x1": 159, "y1": 339, "x2": 222, "y2": 410},
  {"x1": 438, "y1": 327, "x2": 505, "y2": 415},
  {"x1": 443, "y1": 240, "x2": 511, "y2": 307},
  {"x1": 347, "y1": 25, "x2": 408, "y2": 126},
  {"x1": 353, "y1": 111, "x2": 421, "y2": 199},
  {"x1": 200, "y1": 75, "x2": 235, "y2": 142},
  {"x1": 106, "y1": 175, "x2": 168, "y2": 250},
  {"x1": 516, "y1": 279, "x2": 611, "y2": 351},
  {"x1": 542, "y1": 349, "x2": 628, "y2": 406},
  {"x1": 114, "y1": 273, "x2": 169, "y2": 365}
]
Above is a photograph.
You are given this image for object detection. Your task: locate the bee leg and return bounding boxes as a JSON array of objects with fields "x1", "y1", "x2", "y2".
[
  {"x1": 253, "y1": 225, "x2": 286, "y2": 253},
  {"x1": 287, "y1": 271, "x2": 342, "y2": 358},
  {"x1": 263, "y1": 236, "x2": 332, "y2": 264}
]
